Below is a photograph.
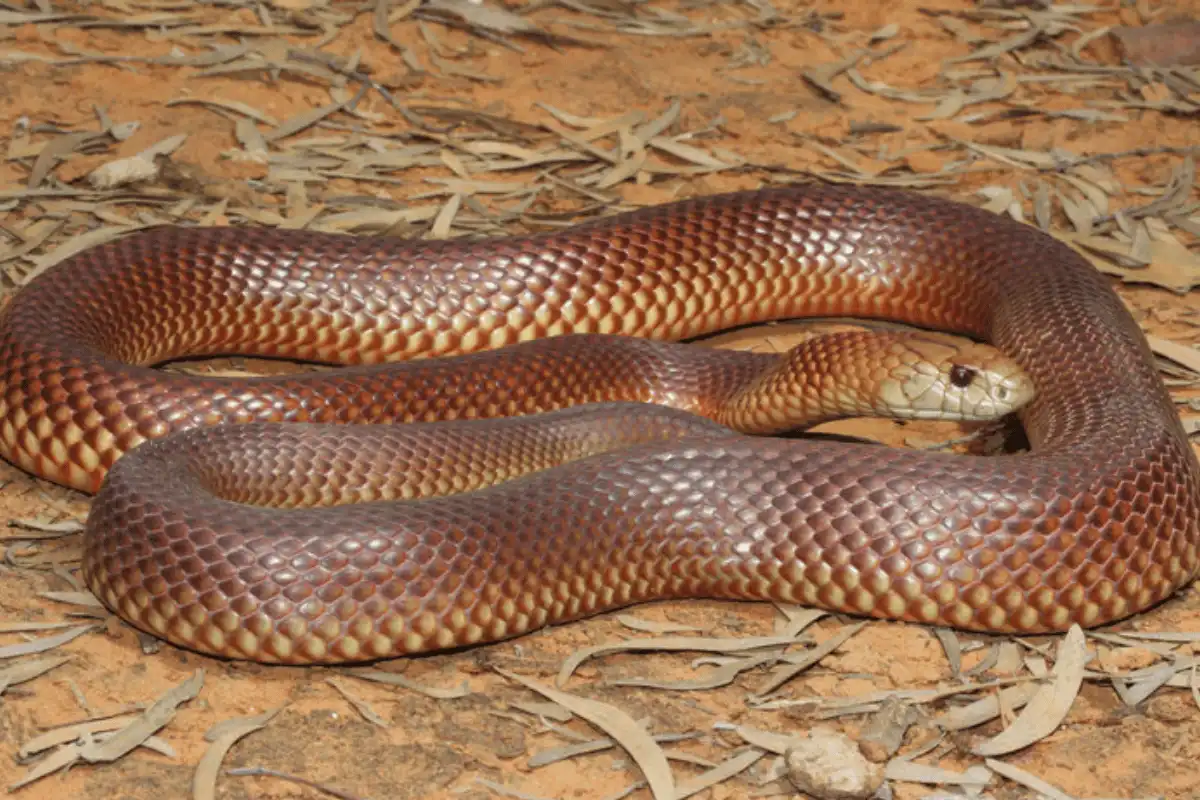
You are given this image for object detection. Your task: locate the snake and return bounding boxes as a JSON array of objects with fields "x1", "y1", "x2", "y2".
[{"x1": 0, "y1": 183, "x2": 1196, "y2": 665}]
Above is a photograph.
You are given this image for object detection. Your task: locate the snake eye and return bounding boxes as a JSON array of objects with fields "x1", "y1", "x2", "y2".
[{"x1": 949, "y1": 364, "x2": 977, "y2": 388}]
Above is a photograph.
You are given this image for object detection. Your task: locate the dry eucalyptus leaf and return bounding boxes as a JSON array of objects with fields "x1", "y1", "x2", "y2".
[
  {"x1": 265, "y1": 100, "x2": 347, "y2": 142},
  {"x1": 8, "y1": 518, "x2": 84, "y2": 533},
  {"x1": 677, "y1": 750, "x2": 764, "y2": 800},
  {"x1": 40, "y1": 591, "x2": 105, "y2": 608},
  {"x1": 610, "y1": 653, "x2": 779, "y2": 692},
  {"x1": 753, "y1": 622, "x2": 867, "y2": 697},
  {"x1": 1055, "y1": 231, "x2": 1200, "y2": 294},
  {"x1": 13, "y1": 672, "x2": 204, "y2": 790},
  {"x1": 78, "y1": 670, "x2": 204, "y2": 762},
  {"x1": 984, "y1": 758, "x2": 1075, "y2": 800},
  {"x1": 774, "y1": 605, "x2": 827, "y2": 637},
  {"x1": 0, "y1": 622, "x2": 77, "y2": 633},
  {"x1": 883, "y1": 760, "x2": 991, "y2": 790},
  {"x1": 9, "y1": 743, "x2": 83, "y2": 790},
  {"x1": 616, "y1": 615, "x2": 704, "y2": 635},
  {"x1": 424, "y1": 0, "x2": 544, "y2": 34},
  {"x1": 19, "y1": 714, "x2": 139, "y2": 758},
  {"x1": 234, "y1": 118, "x2": 269, "y2": 156},
  {"x1": 326, "y1": 678, "x2": 388, "y2": 728},
  {"x1": 556, "y1": 634, "x2": 803, "y2": 687},
  {"x1": 971, "y1": 626, "x2": 1088, "y2": 756},
  {"x1": 934, "y1": 681, "x2": 1041, "y2": 731},
  {"x1": 193, "y1": 707, "x2": 283, "y2": 800},
  {"x1": 166, "y1": 97, "x2": 279, "y2": 125},
  {"x1": 1111, "y1": 660, "x2": 1183, "y2": 707},
  {"x1": 1058, "y1": 172, "x2": 1112, "y2": 215},
  {"x1": 0, "y1": 624, "x2": 98, "y2": 658},
  {"x1": 946, "y1": 28, "x2": 1040, "y2": 64},
  {"x1": 934, "y1": 628, "x2": 962, "y2": 675},
  {"x1": 496, "y1": 668, "x2": 676, "y2": 800},
  {"x1": 977, "y1": 186, "x2": 1021, "y2": 218},
  {"x1": 342, "y1": 667, "x2": 470, "y2": 699},
  {"x1": 0, "y1": 655, "x2": 72, "y2": 697},
  {"x1": 1055, "y1": 186, "x2": 1096, "y2": 235},
  {"x1": 1147, "y1": 336, "x2": 1200, "y2": 375},
  {"x1": 802, "y1": 51, "x2": 866, "y2": 102},
  {"x1": 528, "y1": 732, "x2": 697, "y2": 769},
  {"x1": 844, "y1": 69, "x2": 942, "y2": 103},
  {"x1": 917, "y1": 90, "x2": 967, "y2": 121},
  {"x1": 27, "y1": 132, "x2": 105, "y2": 188}
]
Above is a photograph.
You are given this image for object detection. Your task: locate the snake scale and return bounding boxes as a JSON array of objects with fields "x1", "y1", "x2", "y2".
[{"x1": 0, "y1": 183, "x2": 1196, "y2": 664}]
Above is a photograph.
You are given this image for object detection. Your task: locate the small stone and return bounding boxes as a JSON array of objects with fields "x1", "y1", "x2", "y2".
[
  {"x1": 1146, "y1": 694, "x2": 1194, "y2": 724},
  {"x1": 785, "y1": 727, "x2": 885, "y2": 800}
]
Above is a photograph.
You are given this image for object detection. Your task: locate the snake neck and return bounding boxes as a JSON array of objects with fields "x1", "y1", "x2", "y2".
[{"x1": 712, "y1": 330, "x2": 875, "y2": 434}]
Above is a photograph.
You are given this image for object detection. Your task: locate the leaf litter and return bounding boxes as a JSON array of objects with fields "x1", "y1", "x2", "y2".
[{"x1": 0, "y1": 1, "x2": 1196, "y2": 799}]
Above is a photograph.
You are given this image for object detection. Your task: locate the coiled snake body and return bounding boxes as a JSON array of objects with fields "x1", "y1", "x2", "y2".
[{"x1": 0, "y1": 184, "x2": 1197, "y2": 664}]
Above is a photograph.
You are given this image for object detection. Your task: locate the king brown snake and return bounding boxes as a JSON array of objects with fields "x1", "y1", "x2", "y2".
[{"x1": 0, "y1": 183, "x2": 1196, "y2": 664}]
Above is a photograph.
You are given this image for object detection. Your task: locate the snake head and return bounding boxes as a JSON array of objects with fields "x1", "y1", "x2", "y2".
[{"x1": 878, "y1": 333, "x2": 1036, "y2": 422}]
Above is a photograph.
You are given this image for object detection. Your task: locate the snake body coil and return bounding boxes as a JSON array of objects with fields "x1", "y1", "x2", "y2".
[{"x1": 0, "y1": 184, "x2": 1197, "y2": 664}]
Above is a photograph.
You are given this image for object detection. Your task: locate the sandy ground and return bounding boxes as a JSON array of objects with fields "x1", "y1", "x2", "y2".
[{"x1": 0, "y1": 1, "x2": 1198, "y2": 799}]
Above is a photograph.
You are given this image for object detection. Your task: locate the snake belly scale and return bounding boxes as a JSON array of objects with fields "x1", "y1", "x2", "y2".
[{"x1": 0, "y1": 184, "x2": 1197, "y2": 664}]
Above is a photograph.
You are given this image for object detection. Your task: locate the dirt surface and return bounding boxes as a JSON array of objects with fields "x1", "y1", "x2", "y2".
[{"x1": 0, "y1": 1, "x2": 1198, "y2": 799}]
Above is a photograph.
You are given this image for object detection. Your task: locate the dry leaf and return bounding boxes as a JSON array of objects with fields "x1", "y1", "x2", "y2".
[
  {"x1": 615, "y1": 615, "x2": 704, "y2": 635},
  {"x1": 611, "y1": 654, "x2": 780, "y2": 692},
  {"x1": 753, "y1": 623, "x2": 867, "y2": 698},
  {"x1": 1147, "y1": 336, "x2": 1200, "y2": 375},
  {"x1": 972, "y1": 626, "x2": 1088, "y2": 756},
  {"x1": 528, "y1": 732, "x2": 697, "y2": 769},
  {"x1": 0, "y1": 624, "x2": 98, "y2": 658},
  {"x1": 78, "y1": 670, "x2": 204, "y2": 762},
  {"x1": 557, "y1": 634, "x2": 803, "y2": 687},
  {"x1": 985, "y1": 758, "x2": 1074, "y2": 800},
  {"x1": 496, "y1": 668, "x2": 676, "y2": 800},
  {"x1": 935, "y1": 682, "x2": 1042, "y2": 731},
  {"x1": 884, "y1": 760, "x2": 992, "y2": 789},
  {"x1": 326, "y1": 678, "x2": 388, "y2": 728},
  {"x1": 0, "y1": 656, "x2": 71, "y2": 696},
  {"x1": 343, "y1": 667, "x2": 469, "y2": 699},
  {"x1": 1054, "y1": 230, "x2": 1200, "y2": 294},
  {"x1": 193, "y1": 707, "x2": 283, "y2": 800},
  {"x1": 677, "y1": 750, "x2": 764, "y2": 799},
  {"x1": 19, "y1": 715, "x2": 139, "y2": 759},
  {"x1": 12, "y1": 671, "x2": 203, "y2": 790}
]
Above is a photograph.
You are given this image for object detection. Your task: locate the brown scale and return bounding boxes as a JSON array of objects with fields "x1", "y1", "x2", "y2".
[{"x1": 0, "y1": 183, "x2": 1196, "y2": 664}]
